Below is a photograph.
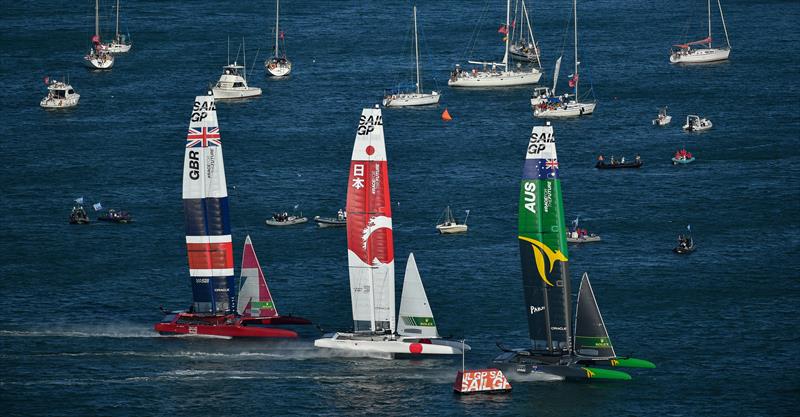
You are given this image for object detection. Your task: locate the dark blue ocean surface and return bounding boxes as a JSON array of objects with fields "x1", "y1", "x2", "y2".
[{"x1": 2, "y1": 0, "x2": 799, "y2": 415}]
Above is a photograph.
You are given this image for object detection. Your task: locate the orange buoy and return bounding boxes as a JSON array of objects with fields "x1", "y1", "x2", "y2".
[{"x1": 441, "y1": 108, "x2": 453, "y2": 121}]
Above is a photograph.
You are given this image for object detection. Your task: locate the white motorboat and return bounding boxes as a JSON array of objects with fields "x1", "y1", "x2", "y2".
[
  {"x1": 84, "y1": 0, "x2": 114, "y2": 70},
  {"x1": 532, "y1": 0, "x2": 595, "y2": 118},
  {"x1": 212, "y1": 62, "x2": 261, "y2": 99},
  {"x1": 40, "y1": 78, "x2": 80, "y2": 109},
  {"x1": 103, "y1": 0, "x2": 131, "y2": 53},
  {"x1": 670, "y1": 0, "x2": 731, "y2": 64},
  {"x1": 436, "y1": 206, "x2": 469, "y2": 234},
  {"x1": 314, "y1": 107, "x2": 469, "y2": 358},
  {"x1": 265, "y1": 0, "x2": 292, "y2": 77},
  {"x1": 314, "y1": 209, "x2": 346, "y2": 228},
  {"x1": 449, "y1": 0, "x2": 541, "y2": 88},
  {"x1": 566, "y1": 216, "x2": 601, "y2": 243},
  {"x1": 265, "y1": 213, "x2": 307, "y2": 226},
  {"x1": 383, "y1": 6, "x2": 440, "y2": 107},
  {"x1": 653, "y1": 106, "x2": 672, "y2": 126},
  {"x1": 508, "y1": 0, "x2": 542, "y2": 65},
  {"x1": 683, "y1": 115, "x2": 712, "y2": 132}
]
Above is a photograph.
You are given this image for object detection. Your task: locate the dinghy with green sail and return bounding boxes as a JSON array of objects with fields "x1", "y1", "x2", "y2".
[{"x1": 492, "y1": 122, "x2": 654, "y2": 381}]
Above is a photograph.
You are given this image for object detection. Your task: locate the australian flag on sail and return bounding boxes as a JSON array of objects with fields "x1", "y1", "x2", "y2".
[
  {"x1": 523, "y1": 158, "x2": 560, "y2": 180},
  {"x1": 186, "y1": 126, "x2": 221, "y2": 148}
]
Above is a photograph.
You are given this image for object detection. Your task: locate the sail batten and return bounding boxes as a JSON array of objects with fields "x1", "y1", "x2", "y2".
[
  {"x1": 518, "y1": 124, "x2": 571, "y2": 353},
  {"x1": 182, "y1": 96, "x2": 235, "y2": 314},
  {"x1": 346, "y1": 108, "x2": 395, "y2": 333}
]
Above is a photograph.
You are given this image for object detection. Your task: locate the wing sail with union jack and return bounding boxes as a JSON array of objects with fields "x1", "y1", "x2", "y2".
[{"x1": 186, "y1": 126, "x2": 221, "y2": 148}]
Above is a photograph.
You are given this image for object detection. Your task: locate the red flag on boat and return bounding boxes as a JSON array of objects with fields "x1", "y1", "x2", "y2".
[
  {"x1": 91, "y1": 35, "x2": 100, "y2": 44},
  {"x1": 568, "y1": 73, "x2": 579, "y2": 88},
  {"x1": 43, "y1": 76, "x2": 49, "y2": 85},
  {"x1": 441, "y1": 108, "x2": 453, "y2": 121},
  {"x1": 511, "y1": 20, "x2": 516, "y2": 29},
  {"x1": 498, "y1": 25, "x2": 508, "y2": 34},
  {"x1": 279, "y1": 31, "x2": 285, "y2": 40}
]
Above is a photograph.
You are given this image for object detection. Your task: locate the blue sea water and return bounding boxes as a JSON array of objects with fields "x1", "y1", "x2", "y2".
[{"x1": 2, "y1": 0, "x2": 799, "y2": 415}]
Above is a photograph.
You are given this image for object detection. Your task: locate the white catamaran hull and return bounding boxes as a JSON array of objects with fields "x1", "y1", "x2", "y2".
[
  {"x1": 314, "y1": 333, "x2": 469, "y2": 357},
  {"x1": 212, "y1": 87, "x2": 262, "y2": 100},
  {"x1": 534, "y1": 102, "x2": 596, "y2": 118},
  {"x1": 449, "y1": 70, "x2": 541, "y2": 87},
  {"x1": 383, "y1": 92, "x2": 440, "y2": 107},
  {"x1": 670, "y1": 47, "x2": 730, "y2": 64}
]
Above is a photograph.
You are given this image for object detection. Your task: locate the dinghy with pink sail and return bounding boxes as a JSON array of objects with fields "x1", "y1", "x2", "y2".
[{"x1": 155, "y1": 95, "x2": 310, "y2": 338}]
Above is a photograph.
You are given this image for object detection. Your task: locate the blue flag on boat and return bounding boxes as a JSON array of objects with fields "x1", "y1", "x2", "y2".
[
  {"x1": 687, "y1": 224, "x2": 691, "y2": 232},
  {"x1": 93, "y1": 202, "x2": 103, "y2": 211},
  {"x1": 74, "y1": 197, "x2": 84, "y2": 204}
]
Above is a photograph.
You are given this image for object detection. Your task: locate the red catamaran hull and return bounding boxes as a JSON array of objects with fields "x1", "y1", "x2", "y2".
[{"x1": 155, "y1": 313, "x2": 312, "y2": 338}]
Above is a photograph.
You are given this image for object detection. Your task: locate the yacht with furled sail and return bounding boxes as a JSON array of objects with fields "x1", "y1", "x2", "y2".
[
  {"x1": 154, "y1": 95, "x2": 310, "y2": 338},
  {"x1": 448, "y1": 0, "x2": 541, "y2": 87},
  {"x1": 492, "y1": 122, "x2": 654, "y2": 380},
  {"x1": 84, "y1": 0, "x2": 114, "y2": 70},
  {"x1": 508, "y1": 0, "x2": 542, "y2": 66},
  {"x1": 382, "y1": 6, "x2": 440, "y2": 107},
  {"x1": 670, "y1": 0, "x2": 731, "y2": 64},
  {"x1": 103, "y1": 0, "x2": 132, "y2": 53},
  {"x1": 314, "y1": 107, "x2": 469, "y2": 357},
  {"x1": 213, "y1": 39, "x2": 262, "y2": 99},
  {"x1": 40, "y1": 77, "x2": 80, "y2": 109},
  {"x1": 265, "y1": 0, "x2": 292, "y2": 77},
  {"x1": 531, "y1": 0, "x2": 595, "y2": 118}
]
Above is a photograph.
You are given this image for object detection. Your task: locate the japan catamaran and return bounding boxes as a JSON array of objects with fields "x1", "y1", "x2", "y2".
[
  {"x1": 508, "y1": 0, "x2": 542, "y2": 66},
  {"x1": 103, "y1": 0, "x2": 131, "y2": 53},
  {"x1": 314, "y1": 107, "x2": 469, "y2": 357},
  {"x1": 670, "y1": 0, "x2": 731, "y2": 64},
  {"x1": 531, "y1": 0, "x2": 595, "y2": 118},
  {"x1": 449, "y1": 0, "x2": 541, "y2": 87},
  {"x1": 492, "y1": 122, "x2": 654, "y2": 381},
  {"x1": 265, "y1": 0, "x2": 292, "y2": 77},
  {"x1": 382, "y1": 6, "x2": 440, "y2": 107},
  {"x1": 154, "y1": 95, "x2": 310, "y2": 338},
  {"x1": 84, "y1": 0, "x2": 114, "y2": 69}
]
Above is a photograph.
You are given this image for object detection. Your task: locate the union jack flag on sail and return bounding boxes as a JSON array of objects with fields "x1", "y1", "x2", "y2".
[{"x1": 186, "y1": 126, "x2": 221, "y2": 148}]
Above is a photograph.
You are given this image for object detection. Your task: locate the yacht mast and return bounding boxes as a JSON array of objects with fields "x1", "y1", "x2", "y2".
[
  {"x1": 718, "y1": 0, "x2": 731, "y2": 48},
  {"x1": 274, "y1": 0, "x2": 280, "y2": 57},
  {"x1": 573, "y1": 0, "x2": 578, "y2": 100},
  {"x1": 115, "y1": 0, "x2": 120, "y2": 38},
  {"x1": 95, "y1": 0, "x2": 100, "y2": 38},
  {"x1": 243, "y1": 38, "x2": 247, "y2": 83},
  {"x1": 707, "y1": 0, "x2": 712, "y2": 45},
  {"x1": 414, "y1": 6, "x2": 421, "y2": 94},
  {"x1": 502, "y1": 0, "x2": 511, "y2": 68},
  {"x1": 522, "y1": 1, "x2": 541, "y2": 68}
]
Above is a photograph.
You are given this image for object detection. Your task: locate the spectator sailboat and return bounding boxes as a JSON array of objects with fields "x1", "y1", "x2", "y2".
[{"x1": 670, "y1": 0, "x2": 731, "y2": 64}]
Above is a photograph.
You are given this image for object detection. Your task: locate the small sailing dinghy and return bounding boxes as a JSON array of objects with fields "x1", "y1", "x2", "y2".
[
  {"x1": 448, "y1": 0, "x2": 542, "y2": 87},
  {"x1": 672, "y1": 149, "x2": 695, "y2": 165},
  {"x1": 492, "y1": 122, "x2": 654, "y2": 381},
  {"x1": 683, "y1": 115, "x2": 712, "y2": 132},
  {"x1": 103, "y1": 0, "x2": 131, "y2": 53},
  {"x1": 213, "y1": 40, "x2": 262, "y2": 99},
  {"x1": 436, "y1": 206, "x2": 469, "y2": 234},
  {"x1": 155, "y1": 96, "x2": 310, "y2": 338},
  {"x1": 532, "y1": 0, "x2": 595, "y2": 118},
  {"x1": 382, "y1": 6, "x2": 440, "y2": 107},
  {"x1": 264, "y1": 0, "x2": 292, "y2": 77},
  {"x1": 653, "y1": 106, "x2": 672, "y2": 126},
  {"x1": 84, "y1": 0, "x2": 114, "y2": 70},
  {"x1": 566, "y1": 217, "x2": 601, "y2": 243},
  {"x1": 40, "y1": 77, "x2": 80, "y2": 109},
  {"x1": 670, "y1": 0, "x2": 731, "y2": 64},
  {"x1": 314, "y1": 209, "x2": 347, "y2": 228},
  {"x1": 595, "y1": 154, "x2": 642, "y2": 169},
  {"x1": 266, "y1": 211, "x2": 308, "y2": 226},
  {"x1": 314, "y1": 107, "x2": 469, "y2": 357}
]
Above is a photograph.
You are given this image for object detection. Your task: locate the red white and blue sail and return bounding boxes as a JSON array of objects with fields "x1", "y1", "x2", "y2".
[
  {"x1": 237, "y1": 235, "x2": 278, "y2": 318},
  {"x1": 346, "y1": 107, "x2": 395, "y2": 333},
  {"x1": 182, "y1": 96, "x2": 234, "y2": 314}
]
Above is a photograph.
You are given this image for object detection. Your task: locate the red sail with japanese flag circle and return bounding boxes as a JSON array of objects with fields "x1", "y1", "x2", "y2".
[
  {"x1": 346, "y1": 107, "x2": 395, "y2": 333},
  {"x1": 237, "y1": 235, "x2": 278, "y2": 318}
]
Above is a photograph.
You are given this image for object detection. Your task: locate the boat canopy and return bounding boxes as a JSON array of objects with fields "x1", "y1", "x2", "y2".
[{"x1": 673, "y1": 37, "x2": 712, "y2": 48}]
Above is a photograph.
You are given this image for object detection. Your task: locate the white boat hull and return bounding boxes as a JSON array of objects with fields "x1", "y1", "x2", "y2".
[
  {"x1": 534, "y1": 101, "x2": 596, "y2": 118},
  {"x1": 436, "y1": 224, "x2": 468, "y2": 234},
  {"x1": 567, "y1": 235, "x2": 601, "y2": 243},
  {"x1": 683, "y1": 121, "x2": 713, "y2": 132},
  {"x1": 383, "y1": 92, "x2": 440, "y2": 107},
  {"x1": 265, "y1": 216, "x2": 308, "y2": 226},
  {"x1": 449, "y1": 70, "x2": 541, "y2": 87},
  {"x1": 212, "y1": 87, "x2": 262, "y2": 100},
  {"x1": 40, "y1": 95, "x2": 80, "y2": 109},
  {"x1": 670, "y1": 47, "x2": 730, "y2": 64},
  {"x1": 653, "y1": 115, "x2": 672, "y2": 126},
  {"x1": 85, "y1": 55, "x2": 114, "y2": 70},
  {"x1": 314, "y1": 333, "x2": 469, "y2": 357},
  {"x1": 266, "y1": 61, "x2": 292, "y2": 77},
  {"x1": 105, "y1": 42, "x2": 131, "y2": 53}
]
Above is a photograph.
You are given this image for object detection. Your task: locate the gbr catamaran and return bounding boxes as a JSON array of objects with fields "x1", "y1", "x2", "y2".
[
  {"x1": 154, "y1": 95, "x2": 310, "y2": 338},
  {"x1": 492, "y1": 122, "x2": 654, "y2": 380},
  {"x1": 314, "y1": 107, "x2": 468, "y2": 357}
]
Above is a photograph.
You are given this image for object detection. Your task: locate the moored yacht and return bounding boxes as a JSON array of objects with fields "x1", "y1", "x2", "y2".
[{"x1": 84, "y1": 0, "x2": 114, "y2": 70}]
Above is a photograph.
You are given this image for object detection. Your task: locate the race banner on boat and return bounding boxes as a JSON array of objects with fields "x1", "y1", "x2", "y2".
[
  {"x1": 346, "y1": 107, "x2": 395, "y2": 333},
  {"x1": 182, "y1": 95, "x2": 235, "y2": 314},
  {"x1": 518, "y1": 124, "x2": 571, "y2": 352}
]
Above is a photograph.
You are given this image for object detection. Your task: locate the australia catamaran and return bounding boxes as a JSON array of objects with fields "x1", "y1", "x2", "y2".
[
  {"x1": 531, "y1": 0, "x2": 595, "y2": 118},
  {"x1": 314, "y1": 107, "x2": 469, "y2": 357},
  {"x1": 670, "y1": 0, "x2": 731, "y2": 64},
  {"x1": 492, "y1": 122, "x2": 654, "y2": 380},
  {"x1": 449, "y1": 0, "x2": 542, "y2": 87},
  {"x1": 382, "y1": 6, "x2": 440, "y2": 107},
  {"x1": 154, "y1": 95, "x2": 310, "y2": 338}
]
